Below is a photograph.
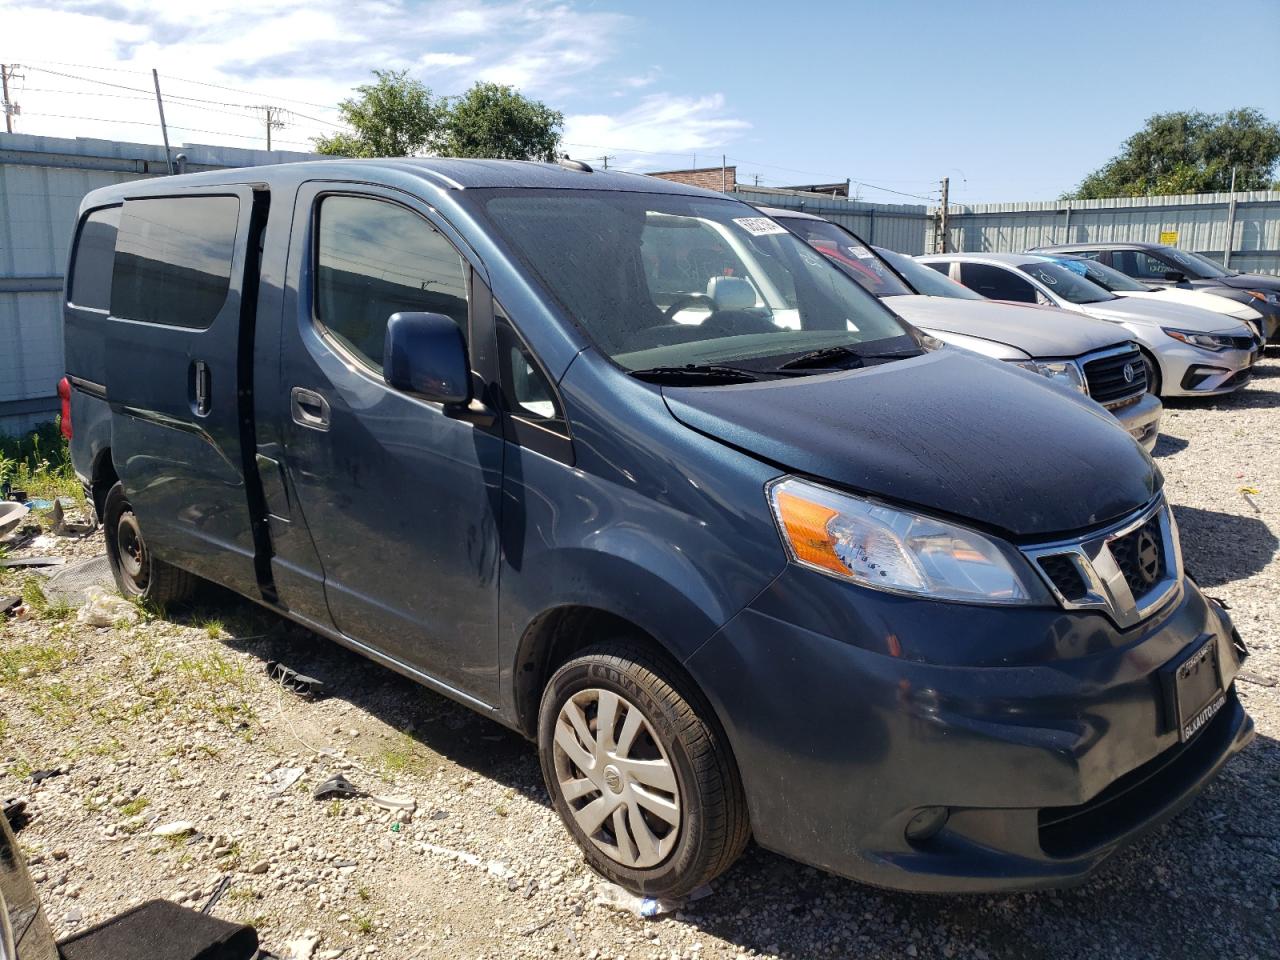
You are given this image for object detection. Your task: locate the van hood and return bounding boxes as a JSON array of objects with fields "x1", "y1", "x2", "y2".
[
  {"x1": 886, "y1": 295, "x2": 1128, "y2": 358},
  {"x1": 1078, "y1": 295, "x2": 1246, "y2": 332},
  {"x1": 663, "y1": 348, "x2": 1159, "y2": 539}
]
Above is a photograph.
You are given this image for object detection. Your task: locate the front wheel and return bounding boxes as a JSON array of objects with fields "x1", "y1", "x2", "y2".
[
  {"x1": 1141, "y1": 351, "x2": 1163, "y2": 397},
  {"x1": 538, "y1": 642, "x2": 749, "y2": 899},
  {"x1": 102, "y1": 482, "x2": 195, "y2": 605}
]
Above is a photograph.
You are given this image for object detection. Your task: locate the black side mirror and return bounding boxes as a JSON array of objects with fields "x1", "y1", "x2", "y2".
[
  {"x1": 1163, "y1": 270, "x2": 1186, "y2": 283},
  {"x1": 383, "y1": 312, "x2": 471, "y2": 405}
]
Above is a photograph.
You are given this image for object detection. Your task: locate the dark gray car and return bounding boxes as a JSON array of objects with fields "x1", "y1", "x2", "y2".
[{"x1": 1032, "y1": 241, "x2": 1280, "y2": 343}]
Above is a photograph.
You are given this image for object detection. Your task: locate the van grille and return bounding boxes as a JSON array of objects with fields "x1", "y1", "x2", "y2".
[
  {"x1": 1082, "y1": 347, "x2": 1146, "y2": 406},
  {"x1": 1108, "y1": 513, "x2": 1166, "y2": 599}
]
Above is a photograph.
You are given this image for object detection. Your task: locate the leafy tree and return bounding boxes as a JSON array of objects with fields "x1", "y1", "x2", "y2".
[
  {"x1": 440, "y1": 82, "x2": 564, "y2": 161},
  {"x1": 313, "y1": 70, "x2": 447, "y2": 158},
  {"x1": 1068, "y1": 109, "x2": 1280, "y2": 198},
  {"x1": 313, "y1": 74, "x2": 563, "y2": 162}
]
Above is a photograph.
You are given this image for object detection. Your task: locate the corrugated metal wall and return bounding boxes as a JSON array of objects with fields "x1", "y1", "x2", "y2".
[
  {"x1": 0, "y1": 133, "x2": 321, "y2": 436},
  {"x1": 732, "y1": 186, "x2": 932, "y2": 254},
  {"x1": 941, "y1": 191, "x2": 1280, "y2": 276}
]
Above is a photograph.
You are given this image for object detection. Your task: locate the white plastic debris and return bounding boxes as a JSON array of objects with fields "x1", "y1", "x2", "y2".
[
  {"x1": 76, "y1": 589, "x2": 139, "y2": 628},
  {"x1": 152, "y1": 820, "x2": 195, "y2": 837},
  {"x1": 265, "y1": 766, "x2": 306, "y2": 796},
  {"x1": 593, "y1": 880, "x2": 712, "y2": 918}
]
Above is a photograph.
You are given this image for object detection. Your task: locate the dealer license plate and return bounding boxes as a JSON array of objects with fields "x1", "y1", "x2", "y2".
[{"x1": 1172, "y1": 638, "x2": 1225, "y2": 743}]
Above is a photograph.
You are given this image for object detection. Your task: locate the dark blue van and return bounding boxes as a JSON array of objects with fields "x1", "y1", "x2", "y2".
[{"x1": 61, "y1": 159, "x2": 1253, "y2": 896}]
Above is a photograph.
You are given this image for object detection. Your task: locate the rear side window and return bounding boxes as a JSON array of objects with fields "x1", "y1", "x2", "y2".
[
  {"x1": 111, "y1": 196, "x2": 240, "y2": 328},
  {"x1": 958, "y1": 263, "x2": 1037, "y2": 303},
  {"x1": 315, "y1": 195, "x2": 470, "y2": 370},
  {"x1": 68, "y1": 206, "x2": 121, "y2": 310}
]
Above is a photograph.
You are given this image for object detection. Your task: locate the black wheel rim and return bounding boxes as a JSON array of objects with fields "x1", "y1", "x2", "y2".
[{"x1": 116, "y1": 512, "x2": 149, "y2": 592}]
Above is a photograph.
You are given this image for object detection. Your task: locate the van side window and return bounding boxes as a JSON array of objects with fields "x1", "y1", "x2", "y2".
[
  {"x1": 315, "y1": 195, "x2": 469, "y2": 370},
  {"x1": 958, "y1": 263, "x2": 1037, "y2": 303},
  {"x1": 496, "y1": 305, "x2": 566, "y2": 430},
  {"x1": 69, "y1": 206, "x2": 121, "y2": 311},
  {"x1": 111, "y1": 196, "x2": 240, "y2": 328}
]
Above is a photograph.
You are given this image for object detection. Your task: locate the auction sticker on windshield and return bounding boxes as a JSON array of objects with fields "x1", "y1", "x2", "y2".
[{"x1": 734, "y1": 217, "x2": 790, "y2": 237}]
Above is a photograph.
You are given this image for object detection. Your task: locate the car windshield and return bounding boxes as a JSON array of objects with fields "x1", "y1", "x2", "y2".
[
  {"x1": 476, "y1": 190, "x2": 917, "y2": 372},
  {"x1": 877, "y1": 248, "x2": 986, "y2": 300},
  {"x1": 1017, "y1": 260, "x2": 1116, "y2": 304},
  {"x1": 1160, "y1": 246, "x2": 1234, "y2": 278},
  {"x1": 1041, "y1": 255, "x2": 1150, "y2": 292},
  {"x1": 774, "y1": 216, "x2": 913, "y2": 298}
]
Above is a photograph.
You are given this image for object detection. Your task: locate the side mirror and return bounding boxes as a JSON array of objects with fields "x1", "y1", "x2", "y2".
[
  {"x1": 1162, "y1": 270, "x2": 1186, "y2": 283},
  {"x1": 383, "y1": 312, "x2": 471, "y2": 405}
]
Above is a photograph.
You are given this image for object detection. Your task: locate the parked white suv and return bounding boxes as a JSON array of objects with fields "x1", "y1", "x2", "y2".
[{"x1": 917, "y1": 252, "x2": 1260, "y2": 397}]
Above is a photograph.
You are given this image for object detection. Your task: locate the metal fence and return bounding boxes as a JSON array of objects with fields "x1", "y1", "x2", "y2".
[
  {"x1": 731, "y1": 186, "x2": 932, "y2": 254},
  {"x1": 0, "y1": 133, "x2": 321, "y2": 435}
]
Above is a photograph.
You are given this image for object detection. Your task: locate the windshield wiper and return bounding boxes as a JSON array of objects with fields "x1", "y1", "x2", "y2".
[
  {"x1": 628, "y1": 364, "x2": 762, "y2": 385},
  {"x1": 777, "y1": 345, "x2": 866, "y2": 371}
]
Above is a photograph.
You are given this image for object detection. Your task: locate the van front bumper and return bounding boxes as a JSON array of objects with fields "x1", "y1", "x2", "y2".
[{"x1": 686, "y1": 571, "x2": 1254, "y2": 893}]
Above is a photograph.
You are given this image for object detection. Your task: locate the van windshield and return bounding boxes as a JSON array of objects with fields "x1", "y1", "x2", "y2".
[{"x1": 476, "y1": 190, "x2": 918, "y2": 372}]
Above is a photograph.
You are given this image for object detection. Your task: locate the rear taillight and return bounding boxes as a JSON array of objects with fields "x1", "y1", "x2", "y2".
[{"x1": 58, "y1": 376, "x2": 72, "y2": 440}]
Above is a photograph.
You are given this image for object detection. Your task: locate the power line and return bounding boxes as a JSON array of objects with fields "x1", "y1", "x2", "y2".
[{"x1": 19, "y1": 111, "x2": 317, "y2": 148}]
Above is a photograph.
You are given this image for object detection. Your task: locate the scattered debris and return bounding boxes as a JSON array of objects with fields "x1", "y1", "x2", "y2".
[
  {"x1": 0, "y1": 501, "x2": 29, "y2": 538},
  {"x1": 152, "y1": 820, "x2": 196, "y2": 838},
  {"x1": 285, "y1": 930, "x2": 322, "y2": 960},
  {"x1": 1238, "y1": 671, "x2": 1277, "y2": 687},
  {"x1": 520, "y1": 915, "x2": 556, "y2": 936},
  {"x1": 1, "y1": 595, "x2": 20, "y2": 615},
  {"x1": 312, "y1": 774, "x2": 363, "y2": 801},
  {"x1": 202, "y1": 875, "x2": 232, "y2": 914},
  {"x1": 593, "y1": 880, "x2": 712, "y2": 919},
  {"x1": 2, "y1": 798, "x2": 29, "y2": 831},
  {"x1": 76, "y1": 589, "x2": 139, "y2": 627},
  {"x1": 0, "y1": 556, "x2": 64, "y2": 568},
  {"x1": 369, "y1": 794, "x2": 416, "y2": 814},
  {"x1": 51, "y1": 497, "x2": 97, "y2": 536},
  {"x1": 30, "y1": 768, "x2": 66, "y2": 784},
  {"x1": 267, "y1": 660, "x2": 325, "y2": 698},
  {"x1": 266, "y1": 766, "x2": 307, "y2": 796}
]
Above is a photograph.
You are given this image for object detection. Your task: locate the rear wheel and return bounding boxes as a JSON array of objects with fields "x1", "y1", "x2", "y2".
[
  {"x1": 538, "y1": 641, "x2": 749, "y2": 898},
  {"x1": 103, "y1": 482, "x2": 195, "y2": 604}
]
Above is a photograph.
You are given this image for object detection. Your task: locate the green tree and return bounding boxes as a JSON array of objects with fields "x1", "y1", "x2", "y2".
[
  {"x1": 1068, "y1": 109, "x2": 1280, "y2": 199},
  {"x1": 313, "y1": 69, "x2": 447, "y2": 158},
  {"x1": 439, "y1": 82, "x2": 564, "y2": 160}
]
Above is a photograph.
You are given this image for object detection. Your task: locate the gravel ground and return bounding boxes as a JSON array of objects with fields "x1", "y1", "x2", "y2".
[{"x1": 2, "y1": 354, "x2": 1278, "y2": 960}]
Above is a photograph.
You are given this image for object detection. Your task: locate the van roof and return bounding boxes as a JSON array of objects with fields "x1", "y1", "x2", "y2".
[{"x1": 83, "y1": 157, "x2": 720, "y2": 199}]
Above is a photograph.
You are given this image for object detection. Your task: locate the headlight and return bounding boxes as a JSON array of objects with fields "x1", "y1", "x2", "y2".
[
  {"x1": 768, "y1": 477, "x2": 1035, "y2": 604},
  {"x1": 1162, "y1": 327, "x2": 1235, "y2": 351},
  {"x1": 1009, "y1": 358, "x2": 1087, "y2": 393}
]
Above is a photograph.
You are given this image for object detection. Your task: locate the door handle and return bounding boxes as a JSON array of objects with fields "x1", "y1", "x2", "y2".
[
  {"x1": 192, "y1": 360, "x2": 211, "y2": 416},
  {"x1": 290, "y1": 387, "x2": 331, "y2": 431}
]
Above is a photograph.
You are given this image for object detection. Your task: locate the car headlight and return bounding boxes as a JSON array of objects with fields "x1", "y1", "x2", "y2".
[
  {"x1": 1009, "y1": 358, "x2": 1087, "y2": 393},
  {"x1": 768, "y1": 477, "x2": 1035, "y2": 604},
  {"x1": 1162, "y1": 327, "x2": 1235, "y2": 351}
]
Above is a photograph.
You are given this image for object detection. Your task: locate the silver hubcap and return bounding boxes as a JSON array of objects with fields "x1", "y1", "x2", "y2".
[{"x1": 552, "y1": 688, "x2": 681, "y2": 868}]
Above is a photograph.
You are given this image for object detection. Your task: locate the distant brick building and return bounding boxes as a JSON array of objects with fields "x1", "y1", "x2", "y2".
[{"x1": 647, "y1": 165, "x2": 736, "y2": 193}]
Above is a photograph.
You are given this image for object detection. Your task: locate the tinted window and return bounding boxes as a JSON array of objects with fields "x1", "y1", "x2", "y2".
[
  {"x1": 1112, "y1": 250, "x2": 1179, "y2": 281},
  {"x1": 878, "y1": 249, "x2": 984, "y2": 300},
  {"x1": 1016, "y1": 261, "x2": 1115, "y2": 304},
  {"x1": 69, "y1": 206, "x2": 121, "y2": 310},
  {"x1": 315, "y1": 195, "x2": 469, "y2": 369},
  {"x1": 959, "y1": 263, "x2": 1038, "y2": 303},
  {"x1": 497, "y1": 306, "x2": 565, "y2": 428},
  {"x1": 111, "y1": 196, "x2": 239, "y2": 328},
  {"x1": 776, "y1": 218, "x2": 912, "y2": 298},
  {"x1": 1040, "y1": 256, "x2": 1150, "y2": 292}
]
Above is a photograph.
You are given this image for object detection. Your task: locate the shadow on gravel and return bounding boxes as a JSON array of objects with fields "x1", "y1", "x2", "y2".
[
  {"x1": 1172, "y1": 504, "x2": 1278, "y2": 588},
  {"x1": 1151, "y1": 433, "x2": 1189, "y2": 458}
]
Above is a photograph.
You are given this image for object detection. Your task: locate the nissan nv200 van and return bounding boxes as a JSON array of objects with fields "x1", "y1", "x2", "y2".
[{"x1": 61, "y1": 159, "x2": 1254, "y2": 897}]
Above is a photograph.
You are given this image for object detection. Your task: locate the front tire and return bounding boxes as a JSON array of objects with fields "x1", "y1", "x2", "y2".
[
  {"x1": 538, "y1": 642, "x2": 749, "y2": 899},
  {"x1": 102, "y1": 482, "x2": 195, "y2": 605},
  {"x1": 1140, "y1": 350, "x2": 1163, "y2": 397}
]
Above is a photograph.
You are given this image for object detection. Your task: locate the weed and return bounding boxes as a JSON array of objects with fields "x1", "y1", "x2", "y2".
[
  {"x1": 118, "y1": 796, "x2": 150, "y2": 817},
  {"x1": 225, "y1": 886, "x2": 257, "y2": 904},
  {"x1": 494, "y1": 803, "x2": 509, "y2": 818},
  {"x1": 355, "y1": 914, "x2": 374, "y2": 935},
  {"x1": 0, "y1": 424, "x2": 84, "y2": 504},
  {"x1": 357, "y1": 885, "x2": 371, "y2": 902},
  {"x1": 326, "y1": 799, "x2": 342, "y2": 818},
  {"x1": 9, "y1": 759, "x2": 33, "y2": 780},
  {"x1": 0, "y1": 638, "x2": 77, "y2": 685},
  {"x1": 377, "y1": 732, "x2": 437, "y2": 779}
]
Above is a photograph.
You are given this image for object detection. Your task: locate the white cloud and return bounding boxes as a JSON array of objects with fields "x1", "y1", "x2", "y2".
[
  {"x1": 564, "y1": 93, "x2": 751, "y2": 170},
  {"x1": 1, "y1": 0, "x2": 747, "y2": 162}
]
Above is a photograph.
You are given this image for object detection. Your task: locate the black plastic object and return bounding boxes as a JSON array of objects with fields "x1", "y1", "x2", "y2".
[
  {"x1": 57, "y1": 899, "x2": 258, "y2": 960},
  {"x1": 312, "y1": 773, "x2": 363, "y2": 800},
  {"x1": 265, "y1": 661, "x2": 324, "y2": 698}
]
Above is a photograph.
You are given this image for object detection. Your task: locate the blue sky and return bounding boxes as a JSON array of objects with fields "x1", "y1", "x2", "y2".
[{"x1": 3, "y1": 0, "x2": 1278, "y2": 203}]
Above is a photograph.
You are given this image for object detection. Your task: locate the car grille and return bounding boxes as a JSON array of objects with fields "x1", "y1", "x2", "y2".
[
  {"x1": 1108, "y1": 513, "x2": 1167, "y2": 598},
  {"x1": 1036, "y1": 554, "x2": 1088, "y2": 602},
  {"x1": 1082, "y1": 347, "x2": 1146, "y2": 405}
]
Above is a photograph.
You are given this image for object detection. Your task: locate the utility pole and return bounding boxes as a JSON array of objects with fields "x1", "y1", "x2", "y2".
[
  {"x1": 721, "y1": 154, "x2": 727, "y2": 193},
  {"x1": 594, "y1": 155, "x2": 615, "y2": 170},
  {"x1": 152, "y1": 69, "x2": 174, "y2": 175},
  {"x1": 935, "y1": 176, "x2": 950, "y2": 253},
  {"x1": 1223, "y1": 165, "x2": 1238, "y2": 270},
  {"x1": 255, "y1": 105, "x2": 288, "y2": 151},
  {"x1": 1, "y1": 64, "x2": 22, "y2": 134}
]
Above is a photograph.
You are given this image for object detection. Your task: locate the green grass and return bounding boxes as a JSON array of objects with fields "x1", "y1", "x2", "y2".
[
  {"x1": 354, "y1": 914, "x2": 374, "y2": 935},
  {"x1": 0, "y1": 637, "x2": 78, "y2": 685},
  {"x1": 0, "y1": 423, "x2": 84, "y2": 504},
  {"x1": 16, "y1": 578, "x2": 75, "y2": 622},
  {"x1": 118, "y1": 796, "x2": 150, "y2": 817},
  {"x1": 377, "y1": 732, "x2": 438, "y2": 779}
]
